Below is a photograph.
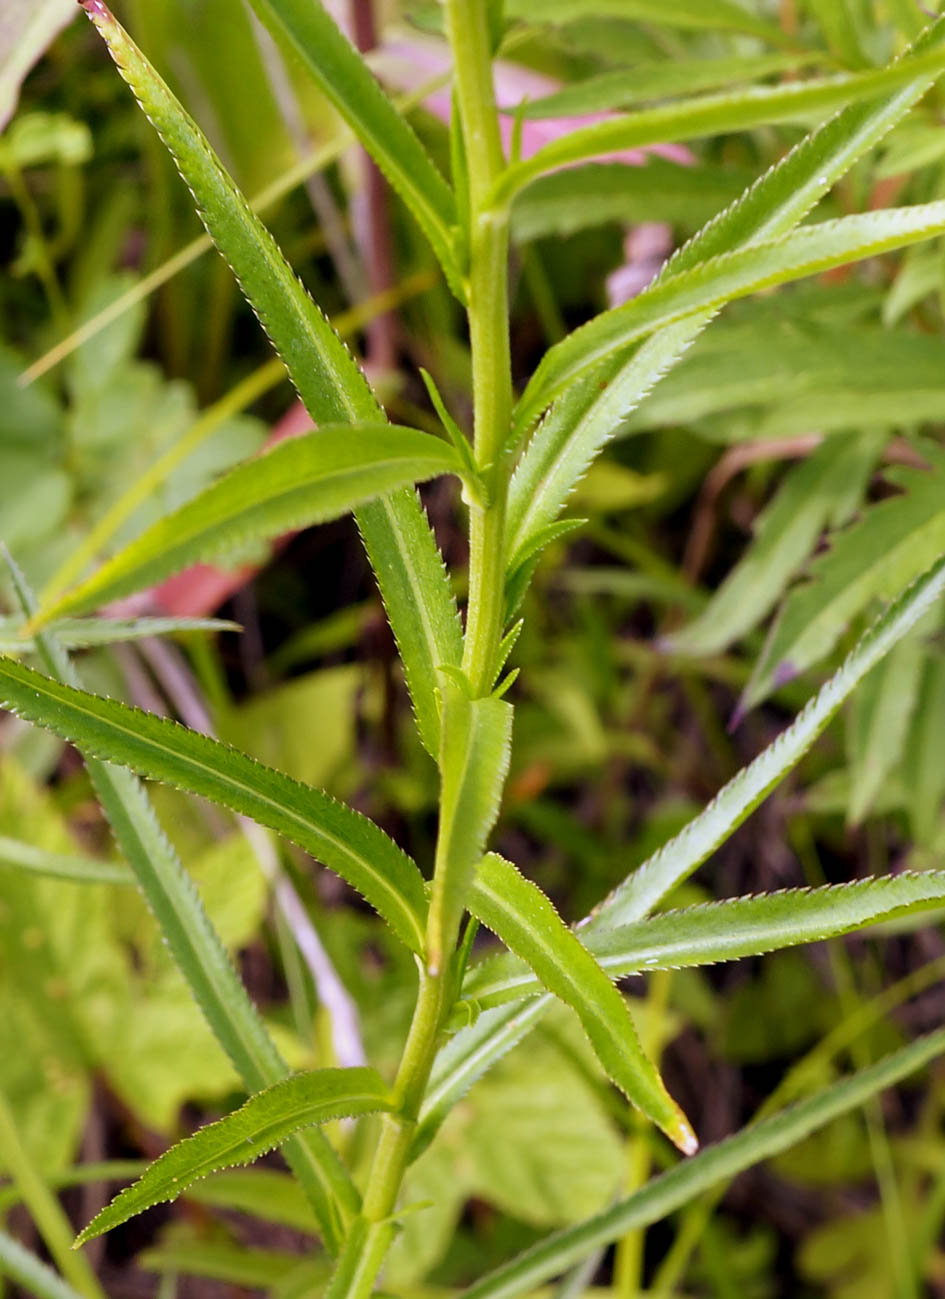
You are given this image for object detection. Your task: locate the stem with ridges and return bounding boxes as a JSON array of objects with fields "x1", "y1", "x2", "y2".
[{"x1": 327, "y1": 3, "x2": 513, "y2": 1291}]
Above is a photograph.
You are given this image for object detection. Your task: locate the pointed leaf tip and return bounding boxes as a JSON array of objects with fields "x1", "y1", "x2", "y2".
[
  {"x1": 674, "y1": 1117, "x2": 699, "y2": 1157},
  {"x1": 80, "y1": 0, "x2": 110, "y2": 20}
]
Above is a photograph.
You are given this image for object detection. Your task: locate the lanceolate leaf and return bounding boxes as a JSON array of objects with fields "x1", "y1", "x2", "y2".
[
  {"x1": 846, "y1": 635, "x2": 924, "y2": 826},
  {"x1": 493, "y1": 46, "x2": 945, "y2": 203},
  {"x1": 503, "y1": 0, "x2": 788, "y2": 41},
  {"x1": 420, "y1": 552, "x2": 945, "y2": 1146},
  {"x1": 0, "y1": 660, "x2": 428, "y2": 955},
  {"x1": 459, "y1": 872, "x2": 945, "y2": 1016},
  {"x1": 427, "y1": 682, "x2": 513, "y2": 973},
  {"x1": 3, "y1": 554, "x2": 357, "y2": 1251},
  {"x1": 592, "y1": 553, "x2": 945, "y2": 930},
  {"x1": 244, "y1": 0, "x2": 460, "y2": 295},
  {"x1": 76, "y1": 1069, "x2": 394, "y2": 1246},
  {"x1": 507, "y1": 15, "x2": 945, "y2": 559},
  {"x1": 79, "y1": 0, "x2": 463, "y2": 759},
  {"x1": 744, "y1": 442, "x2": 945, "y2": 708},
  {"x1": 467, "y1": 854, "x2": 697, "y2": 1155},
  {"x1": 460, "y1": 1029, "x2": 945, "y2": 1299},
  {"x1": 37, "y1": 427, "x2": 465, "y2": 623},
  {"x1": 513, "y1": 201, "x2": 945, "y2": 435}
]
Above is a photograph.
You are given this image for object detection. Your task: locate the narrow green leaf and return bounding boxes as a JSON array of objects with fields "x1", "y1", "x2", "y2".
[
  {"x1": 902, "y1": 655, "x2": 945, "y2": 841},
  {"x1": 76, "y1": 1068, "x2": 393, "y2": 1246},
  {"x1": 0, "y1": 659, "x2": 428, "y2": 956},
  {"x1": 514, "y1": 201, "x2": 945, "y2": 435},
  {"x1": 427, "y1": 681, "x2": 513, "y2": 973},
  {"x1": 0, "y1": 834, "x2": 131, "y2": 886},
  {"x1": 669, "y1": 433, "x2": 883, "y2": 657},
  {"x1": 460, "y1": 872, "x2": 945, "y2": 1016},
  {"x1": 494, "y1": 47, "x2": 945, "y2": 204},
  {"x1": 79, "y1": 0, "x2": 463, "y2": 758},
  {"x1": 243, "y1": 0, "x2": 461, "y2": 295},
  {"x1": 744, "y1": 442, "x2": 945, "y2": 708},
  {"x1": 3, "y1": 551, "x2": 357, "y2": 1251},
  {"x1": 515, "y1": 54, "x2": 816, "y2": 119},
  {"x1": 507, "y1": 15, "x2": 945, "y2": 555},
  {"x1": 0, "y1": 615, "x2": 238, "y2": 653},
  {"x1": 0, "y1": 1231, "x2": 87, "y2": 1299},
  {"x1": 593, "y1": 553, "x2": 945, "y2": 930},
  {"x1": 461, "y1": 1029, "x2": 945, "y2": 1299},
  {"x1": 37, "y1": 426, "x2": 464, "y2": 623},
  {"x1": 467, "y1": 854, "x2": 697, "y2": 1155}
]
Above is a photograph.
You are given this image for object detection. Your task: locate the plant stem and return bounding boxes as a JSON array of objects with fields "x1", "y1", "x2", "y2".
[
  {"x1": 449, "y1": 0, "x2": 513, "y2": 697},
  {"x1": 328, "y1": 5, "x2": 513, "y2": 1292}
]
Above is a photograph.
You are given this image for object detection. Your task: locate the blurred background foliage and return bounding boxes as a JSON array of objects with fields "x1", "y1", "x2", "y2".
[{"x1": 5, "y1": 0, "x2": 945, "y2": 1295}]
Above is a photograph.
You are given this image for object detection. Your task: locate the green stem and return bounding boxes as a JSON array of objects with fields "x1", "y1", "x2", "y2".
[
  {"x1": 449, "y1": 0, "x2": 513, "y2": 697},
  {"x1": 327, "y1": 4, "x2": 514, "y2": 1292}
]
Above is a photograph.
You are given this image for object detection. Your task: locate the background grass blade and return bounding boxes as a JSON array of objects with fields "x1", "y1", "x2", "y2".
[
  {"x1": 460, "y1": 1029, "x2": 945, "y2": 1299},
  {"x1": 244, "y1": 0, "x2": 460, "y2": 295},
  {"x1": 36, "y1": 426, "x2": 464, "y2": 623},
  {"x1": 427, "y1": 682, "x2": 513, "y2": 973},
  {"x1": 0, "y1": 1231, "x2": 89, "y2": 1299},
  {"x1": 76, "y1": 1068, "x2": 394, "y2": 1246},
  {"x1": 0, "y1": 659, "x2": 429, "y2": 955},
  {"x1": 468, "y1": 854, "x2": 697, "y2": 1154},
  {"x1": 2, "y1": 552, "x2": 358, "y2": 1252},
  {"x1": 0, "y1": 834, "x2": 131, "y2": 885},
  {"x1": 79, "y1": 0, "x2": 463, "y2": 759},
  {"x1": 0, "y1": 615, "x2": 239, "y2": 653},
  {"x1": 460, "y1": 872, "x2": 945, "y2": 1015}
]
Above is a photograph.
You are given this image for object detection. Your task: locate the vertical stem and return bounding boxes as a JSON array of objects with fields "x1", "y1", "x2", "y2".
[
  {"x1": 327, "y1": 5, "x2": 513, "y2": 1294},
  {"x1": 448, "y1": 0, "x2": 513, "y2": 697}
]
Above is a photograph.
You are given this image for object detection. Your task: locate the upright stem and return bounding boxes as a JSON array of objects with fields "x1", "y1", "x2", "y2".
[
  {"x1": 449, "y1": 0, "x2": 513, "y2": 697},
  {"x1": 327, "y1": 5, "x2": 513, "y2": 1293}
]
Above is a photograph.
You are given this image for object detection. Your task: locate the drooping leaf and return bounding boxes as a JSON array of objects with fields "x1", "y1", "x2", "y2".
[
  {"x1": 460, "y1": 1029, "x2": 945, "y2": 1299},
  {"x1": 513, "y1": 201, "x2": 945, "y2": 436},
  {"x1": 419, "y1": 552, "x2": 945, "y2": 1143},
  {"x1": 670, "y1": 433, "x2": 883, "y2": 657},
  {"x1": 459, "y1": 872, "x2": 945, "y2": 1016},
  {"x1": 0, "y1": 658, "x2": 429, "y2": 956},
  {"x1": 468, "y1": 854, "x2": 696, "y2": 1155},
  {"x1": 744, "y1": 443, "x2": 945, "y2": 708},
  {"x1": 494, "y1": 47, "x2": 945, "y2": 203},
  {"x1": 427, "y1": 681, "x2": 513, "y2": 973},
  {"x1": 79, "y1": 0, "x2": 463, "y2": 758},
  {"x1": 76, "y1": 1068, "x2": 393, "y2": 1245},
  {"x1": 243, "y1": 0, "x2": 460, "y2": 294},
  {"x1": 36, "y1": 427, "x2": 465, "y2": 623},
  {"x1": 2, "y1": 553, "x2": 357, "y2": 1251},
  {"x1": 507, "y1": 15, "x2": 945, "y2": 552}
]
